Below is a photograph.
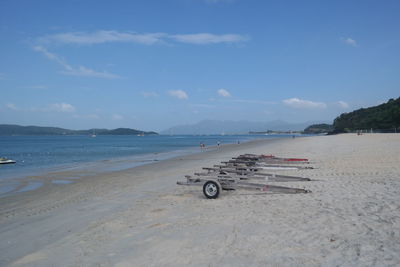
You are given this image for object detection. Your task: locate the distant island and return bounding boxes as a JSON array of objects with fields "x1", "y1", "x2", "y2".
[{"x1": 0, "y1": 125, "x2": 158, "y2": 136}]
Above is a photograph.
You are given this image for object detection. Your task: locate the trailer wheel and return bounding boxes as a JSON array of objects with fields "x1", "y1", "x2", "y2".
[{"x1": 203, "y1": 181, "x2": 220, "y2": 199}]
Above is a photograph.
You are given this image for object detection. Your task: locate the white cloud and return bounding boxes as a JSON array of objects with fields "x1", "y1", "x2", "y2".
[
  {"x1": 342, "y1": 37, "x2": 357, "y2": 47},
  {"x1": 33, "y1": 46, "x2": 120, "y2": 79},
  {"x1": 112, "y1": 114, "x2": 124, "y2": 120},
  {"x1": 141, "y1": 91, "x2": 159, "y2": 98},
  {"x1": 38, "y1": 31, "x2": 249, "y2": 46},
  {"x1": 33, "y1": 46, "x2": 64, "y2": 64},
  {"x1": 39, "y1": 31, "x2": 166, "y2": 45},
  {"x1": 168, "y1": 90, "x2": 188, "y2": 99},
  {"x1": 50, "y1": 103, "x2": 76, "y2": 112},
  {"x1": 217, "y1": 88, "x2": 231, "y2": 97},
  {"x1": 60, "y1": 66, "x2": 120, "y2": 79},
  {"x1": 6, "y1": 103, "x2": 18, "y2": 110},
  {"x1": 170, "y1": 33, "x2": 248, "y2": 45},
  {"x1": 283, "y1": 98, "x2": 327, "y2": 109},
  {"x1": 336, "y1": 101, "x2": 349, "y2": 109}
]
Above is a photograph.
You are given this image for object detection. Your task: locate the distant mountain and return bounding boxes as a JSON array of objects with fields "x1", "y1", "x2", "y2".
[
  {"x1": 161, "y1": 120, "x2": 322, "y2": 135},
  {"x1": 332, "y1": 97, "x2": 400, "y2": 133},
  {"x1": 0, "y1": 125, "x2": 158, "y2": 136}
]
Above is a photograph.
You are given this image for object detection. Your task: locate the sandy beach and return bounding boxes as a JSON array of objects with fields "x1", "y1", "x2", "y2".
[{"x1": 1, "y1": 134, "x2": 400, "y2": 266}]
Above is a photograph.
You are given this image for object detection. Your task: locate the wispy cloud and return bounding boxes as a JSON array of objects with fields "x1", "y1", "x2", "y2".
[
  {"x1": 112, "y1": 114, "x2": 124, "y2": 120},
  {"x1": 33, "y1": 46, "x2": 66, "y2": 65},
  {"x1": 73, "y1": 114, "x2": 100, "y2": 120},
  {"x1": 168, "y1": 90, "x2": 188, "y2": 99},
  {"x1": 39, "y1": 31, "x2": 166, "y2": 46},
  {"x1": 342, "y1": 37, "x2": 358, "y2": 47},
  {"x1": 37, "y1": 31, "x2": 249, "y2": 46},
  {"x1": 33, "y1": 46, "x2": 121, "y2": 79},
  {"x1": 141, "y1": 91, "x2": 159, "y2": 98},
  {"x1": 33, "y1": 31, "x2": 248, "y2": 79},
  {"x1": 50, "y1": 103, "x2": 76, "y2": 112},
  {"x1": 6, "y1": 103, "x2": 19, "y2": 110},
  {"x1": 5, "y1": 102, "x2": 76, "y2": 113},
  {"x1": 283, "y1": 98, "x2": 327, "y2": 109},
  {"x1": 217, "y1": 88, "x2": 231, "y2": 97},
  {"x1": 20, "y1": 85, "x2": 48, "y2": 89},
  {"x1": 170, "y1": 33, "x2": 248, "y2": 45},
  {"x1": 336, "y1": 101, "x2": 349, "y2": 109},
  {"x1": 60, "y1": 66, "x2": 120, "y2": 79}
]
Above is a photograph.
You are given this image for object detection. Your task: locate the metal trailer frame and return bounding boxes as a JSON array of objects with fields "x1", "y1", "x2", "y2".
[
  {"x1": 177, "y1": 154, "x2": 313, "y2": 199},
  {"x1": 177, "y1": 175, "x2": 311, "y2": 199},
  {"x1": 220, "y1": 161, "x2": 314, "y2": 170},
  {"x1": 197, "y1": 167, "x2": 311, "y2": 182},
  {"x1": 233, "y1": 154, "x2": 310, "y2": 165},
  {"x1": 240, "y1": 154, "x2": 309, "y2": 162},
  {"x1": 225, "y1": 158, "x2": 312, "y2": 168}
]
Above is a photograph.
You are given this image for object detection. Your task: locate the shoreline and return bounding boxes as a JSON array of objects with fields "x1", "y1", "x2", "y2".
[
  {"x1": 0, "y1": 135, "x2": 294, "y2": 198},
  {"x1": 0, "y1": 136, "x2": 288, "y2": 202},
  {"x1": 1, "y1": 134, "x2": 399, "y2": 266}
]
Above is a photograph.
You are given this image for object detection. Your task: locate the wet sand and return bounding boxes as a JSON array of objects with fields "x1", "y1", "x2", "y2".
[{"x1": 1, "y1": 134, "x2": 400, "y2": 266}]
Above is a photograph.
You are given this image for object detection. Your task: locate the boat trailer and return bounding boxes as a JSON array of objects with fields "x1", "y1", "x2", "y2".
[{"x1": 177, "y1": 154, "x2": 313, "y2": 199}]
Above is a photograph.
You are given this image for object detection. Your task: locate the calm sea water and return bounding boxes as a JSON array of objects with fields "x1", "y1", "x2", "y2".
[{"x1": 0, "y1": 134, "x2": 296, "y2": 195}]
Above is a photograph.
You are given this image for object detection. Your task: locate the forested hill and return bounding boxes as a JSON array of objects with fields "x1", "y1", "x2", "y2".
[
  {"x1": 333, "y1": 98, "x2": 400, "y2": 133},
  {"x1": 303, "y1": 124, "x2": 333, "y2": 134},
  {"x1": 0, "y1": 125, "x2": 158, "y2": 136}
]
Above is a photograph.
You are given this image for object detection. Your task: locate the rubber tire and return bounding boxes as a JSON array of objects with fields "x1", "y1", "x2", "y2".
[{"x1": 203, "y1": 180, "x2": 220, "y2": 199}]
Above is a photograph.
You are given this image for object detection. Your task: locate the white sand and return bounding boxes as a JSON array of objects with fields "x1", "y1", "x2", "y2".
[{"x1": 1, "y1": 134, "x2": 400, "y2": 266}]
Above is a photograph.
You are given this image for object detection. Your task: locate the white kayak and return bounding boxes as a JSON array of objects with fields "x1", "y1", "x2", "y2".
[{"x1": 0, "y1": 158, "x2": 16, "y2": 164}]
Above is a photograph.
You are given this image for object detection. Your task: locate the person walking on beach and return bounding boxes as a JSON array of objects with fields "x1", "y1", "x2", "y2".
[{"x1": 200, "y1": 142, "x2": 205, "y2": 149}]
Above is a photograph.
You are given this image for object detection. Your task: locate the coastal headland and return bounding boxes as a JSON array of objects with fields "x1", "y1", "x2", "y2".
[{"x1": 1, "y1": 134, "x2": 400, "y2": 266}]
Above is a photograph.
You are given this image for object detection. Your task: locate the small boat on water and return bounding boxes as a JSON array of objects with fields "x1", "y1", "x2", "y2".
[{"x1": 0, "y1": 157, "x2": 16, "y2": 164}]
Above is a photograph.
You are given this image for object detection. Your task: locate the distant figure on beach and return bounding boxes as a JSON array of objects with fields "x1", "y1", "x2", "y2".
[
  {"x1": 237, "y1": 140, "x2": 240, "y2": 144},
  {"x1": 217, "y1": 141, "x2": 220, "y2": 146},
  {"x1": 200, "y1": 142, "x2": 205, "y2": 149}
]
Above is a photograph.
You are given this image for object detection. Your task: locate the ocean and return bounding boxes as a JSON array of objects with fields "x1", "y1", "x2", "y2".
[{"x1": 0, "y1": 134, "x2": 298, "y2": 196}]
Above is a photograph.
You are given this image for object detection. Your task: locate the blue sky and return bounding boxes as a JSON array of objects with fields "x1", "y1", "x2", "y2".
[{"x1": 0, "y1": 0, "x2": 399, "y2": 131}]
